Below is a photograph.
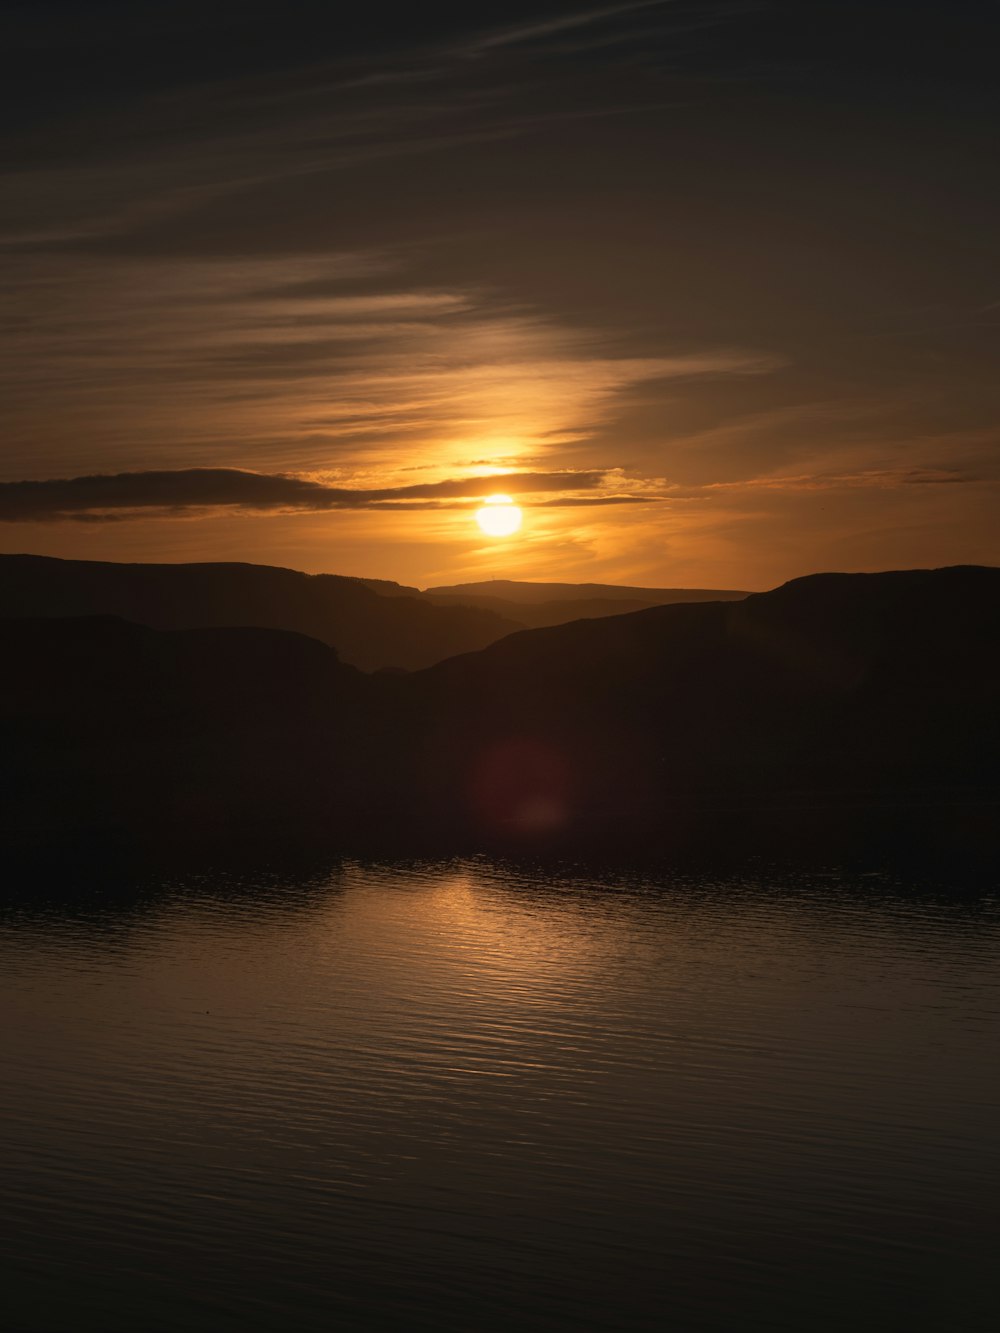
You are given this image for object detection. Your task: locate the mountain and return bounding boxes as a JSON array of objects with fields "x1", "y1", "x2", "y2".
[
  {"x1": 392, "y1": 566, "x2": 1000, "y2": 853},
  {"x1": 0, "y1": 554, "x2": 519, "y2": 672},
  {"x1": 0, "y1": 554, "x2": 754, "y2": 668},
  {"x1": 426, "y1": 578, "x2": 749, "y2": 630},
  {"x1": 425, "y1": 579, "x2": 750, "y2": 632},
  {"x1": 426, "y1": 579, "x2": 750, "y2": 604},
  {"x1": 0, "y1": 614, "x2": 369, "y2": 848},
  {"x1": 1, "y1": 565, "x2": 996, "y2": 864},
  {"x1": 426, "y1": 591, "x2": 735, "y2": 631}
]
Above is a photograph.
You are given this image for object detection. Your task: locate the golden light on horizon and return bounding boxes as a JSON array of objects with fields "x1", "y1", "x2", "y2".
[{"x1": 475, "y1": 494, "x2": 523, "y2": 538}]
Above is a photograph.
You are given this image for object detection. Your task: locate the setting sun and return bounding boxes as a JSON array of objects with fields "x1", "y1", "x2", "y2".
[{"x1": 475, "y1": 494, "x2": 522, "y2": 538}]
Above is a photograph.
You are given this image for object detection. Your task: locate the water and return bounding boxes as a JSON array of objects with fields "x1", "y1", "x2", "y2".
[{"x1": 2, "y1": 860, "x2": 998, "y2": 1332}]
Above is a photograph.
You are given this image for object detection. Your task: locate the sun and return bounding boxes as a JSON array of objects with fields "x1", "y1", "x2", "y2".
[{"x1": 475, "y1": 493, "x2": 522, "y2": 537}]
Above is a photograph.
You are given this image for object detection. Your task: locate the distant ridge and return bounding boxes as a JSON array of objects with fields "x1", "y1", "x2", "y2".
[
  {"x1": 0, "y1": 553, "x2": 517, "y2": 672},
  {"x1": 424, "y1": 578, "x2": 750, "y2": 631},
  {"x1": 426, "y1": 579, "x2": 750, "y2": 604},
  {"x1": 0, "y1": 555, "x2": 751, "y2": 668}
]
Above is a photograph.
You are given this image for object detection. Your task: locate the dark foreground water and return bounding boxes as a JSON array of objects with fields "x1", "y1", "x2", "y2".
[{"x1": 2, "y1": 860, "x2": 998, "y2": 1332}]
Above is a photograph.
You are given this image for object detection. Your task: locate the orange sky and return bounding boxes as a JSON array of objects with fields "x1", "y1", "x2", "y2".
[{"x1": 2, "y1": 3, "x2": 997, "y2": 589}]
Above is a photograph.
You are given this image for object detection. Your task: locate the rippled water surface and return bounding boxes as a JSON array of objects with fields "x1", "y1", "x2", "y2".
[{"x1": 2, "y1": 861, "x2": 999, "y2": 1331}]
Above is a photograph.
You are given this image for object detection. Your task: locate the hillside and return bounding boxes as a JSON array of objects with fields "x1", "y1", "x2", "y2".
[
  {"x1": 426, "y1": 580, "x2": 750, "y2": 604},
  {"x1": 1, "y1": 565, "x2": 996, "y2": 862},
  {"x1": 0, "y1": 554, "x2": 519, "y2": 672},
  {"x1": 425, "y1": 579, "x2": 749, "y2": 630},
  {"x1": 395, "y1": 566, "x2": 1000, "y2": 848},
  {"x1": 0, "y1": 615, "x2": 370, "y2": 846},
  {"x1": 0, "y1": 555, "x2": 756, "y2": 667}
]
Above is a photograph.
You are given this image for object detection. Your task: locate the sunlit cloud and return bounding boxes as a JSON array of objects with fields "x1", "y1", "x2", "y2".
[{"x1": 0, "y1": 247, "x2": 779, "y2": 488}]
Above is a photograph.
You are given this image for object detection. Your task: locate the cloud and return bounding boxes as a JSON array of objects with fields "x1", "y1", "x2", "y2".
[
  {"x1": 534, "y1": 494, "x2": 658, "y2": 506},
  {"x1": 693, "y1": 467, "x2": 983, "y2": 495},
  {"x1": 0, "y1": 4, "x2": 785, "y2": 500},
  {"x1": 462, "y1": 3, "x2": 664, "y2": 54},
  {"x1": 0, "y1": 467, "x2": 631, "y2": 522},
  {"x1": 0, "y1": 243, "x2": 780, "y2": 486}
]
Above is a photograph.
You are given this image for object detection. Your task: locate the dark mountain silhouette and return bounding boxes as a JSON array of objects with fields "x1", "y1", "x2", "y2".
[
  {"x1": 0, "y1": 615, "x2": 369, "y2": 848},
  {"x1": 427, "y1": 578, "x2": 750, "y2": 603},
  {"x1": 396, "y1": 567, "x2": 999, "y2": 853},
  {"x1": 426, "y1": 579, "x2": 749, "y2": 629},
  {"x1": 0, "y1": 555, "x2": 752, "y2": 656},
  {"x1": 1, "y1": 565, "x2": 996, "y2": 865},
  {"x1": 354, "y1": 576, "x2": 423, "y2": 598},
  {"x1": 0, "y1": 554, "x2": 519, "y2": 672},
  {"x1": 425, "y1": 591, "x2": 734, "y2": 631}
]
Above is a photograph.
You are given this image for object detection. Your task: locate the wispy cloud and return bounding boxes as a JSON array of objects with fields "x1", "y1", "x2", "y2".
[
  {"x1": 462, "y1": 2, "x2": 666, "y2": 54},
  {"x1": 694, "y1": 467, "x2": 983, "y2": 494},
  {"x1": 0, "y1": 248, "x2": 779, "y2": 483}
]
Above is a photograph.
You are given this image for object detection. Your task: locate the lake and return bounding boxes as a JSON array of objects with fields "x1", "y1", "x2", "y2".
[{"x1": 2, "y1": 859, "x2": 998, "y2": 1331}]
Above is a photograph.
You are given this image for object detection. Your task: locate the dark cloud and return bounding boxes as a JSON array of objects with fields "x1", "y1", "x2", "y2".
[
  {"x1": 535, "y1": 494, "x2": 655, "y2": 507},
  {"x1": 0, "y1": 468, "x2": 617, "y2": 522}
]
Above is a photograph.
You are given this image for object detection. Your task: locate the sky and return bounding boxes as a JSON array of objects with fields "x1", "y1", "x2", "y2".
[{"x1": 1, "y1": 0, "x2": 998, "y2": 589}]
